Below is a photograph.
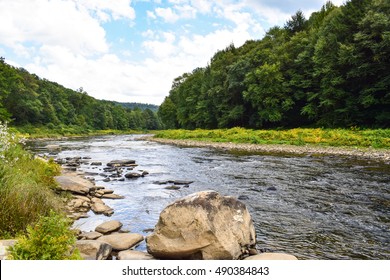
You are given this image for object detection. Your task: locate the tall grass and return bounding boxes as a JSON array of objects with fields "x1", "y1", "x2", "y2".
[
  {"x1": 0, "y1": 122, "x2": 62, "y2": 238},
  {"x1": 154, "y1": 127, "x2": 390, "y2": 149},
  {"x1": 12, "y1": 124, "x2": 146, "y2": 139}
]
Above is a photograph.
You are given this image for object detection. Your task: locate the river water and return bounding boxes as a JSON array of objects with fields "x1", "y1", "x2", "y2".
[{"x1": 30, "y1": 134, "x2": 390, "y2": 260}]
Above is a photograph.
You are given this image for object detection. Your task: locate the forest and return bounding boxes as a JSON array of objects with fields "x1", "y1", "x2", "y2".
[
  {"x1": 158, "y1": 0, "x2": 389, "y2": 129},
  {"x1": 0, "y1": 58, "x2": 162, "y2": 131}
]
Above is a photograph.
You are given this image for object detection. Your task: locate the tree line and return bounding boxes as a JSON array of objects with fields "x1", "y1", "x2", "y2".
[
  {"x1": 158, "y1": 0, "x2": 389, "y2": 129},
  {"x1": 0, "y1": 58, "x2": 162, "y2": 130}
]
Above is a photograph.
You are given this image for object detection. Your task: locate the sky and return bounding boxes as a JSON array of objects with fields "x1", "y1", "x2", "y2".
[{"x1": 0, "y1": 0, "x2": 345, "y2": 105}]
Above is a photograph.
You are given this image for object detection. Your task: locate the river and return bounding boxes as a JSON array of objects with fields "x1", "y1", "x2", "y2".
[{"x1": 29, "y1": 134, "x2": 390, "y2": 260}]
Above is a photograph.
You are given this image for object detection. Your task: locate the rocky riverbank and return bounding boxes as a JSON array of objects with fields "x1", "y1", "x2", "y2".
[
  {"x1": 149, "y1": 137, "x2": 390, "y2": 162},
  {"x1": 1, "y1": 142, "x2": 300, "y2": 260}
]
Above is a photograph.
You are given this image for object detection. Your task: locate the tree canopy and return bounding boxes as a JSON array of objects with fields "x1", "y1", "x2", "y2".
[
  {"x1": 159, "y1": 0, "x2": 389, "y2": 129},
  {"x1": 0, "y1": 60, "x2": 161, "y2": 130}
]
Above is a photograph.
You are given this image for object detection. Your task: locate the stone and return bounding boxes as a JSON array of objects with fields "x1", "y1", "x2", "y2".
[
  {"x1": 125, "y1": 172, "x2": 142, "y2": 179},
  {"x1": 91, "y1": 202, "x2": 114, "y2": 216},
  {"x1": 146, "y1": 190, "x2": 256, "y2": 260},
  {"x1": 78, "y1": 231, "x2": 103, "y2": 240},
  {"x1": 95, "y1": 220, "x2": 123, "y2": 234},
  {"x1": 98, "y1": 233, "x2": 144, "y2": 251},
  {"x1": 107, "y1": 160, "x2": 136, "y2": 167},
  {"x1": 102, "y1": 193, "x2": 124, "y2": 199},
  {"x1": 173, "y1": 180, "x2": 194, "y2": 185},
  {"x1": 55, "y1": 175, "x2": 95, "y2": 195},
  {"x1": 76, "y1": 240, "x2": 112, "y2": 260},
  {"x1": 244, "y1": 253, "x2": 298, "y2": 260},
  {"x1": 44, "y1": 144, "x2": 61, "y2": 151},
  {"x1": 68, "y1": 213, "x2": 89, "y2": 220},
  {"x1": 102, "y1": 189, "x2": 114, "y2": 194},
  {"x1": 0, "y1": 240, "x2": 17, "y2": 260},
  {"x1": 117, "y1": 250, "x2": 156, "y2": 260},
  {"x1": 165, "y1": 185, "x2": 181, "y2": 190},
  {"x1": 91, "y1": 162, "x2": 102, "y2": 166},
  {"x1": 91, "y1": 197, "x2": 104, "y2": 204}
]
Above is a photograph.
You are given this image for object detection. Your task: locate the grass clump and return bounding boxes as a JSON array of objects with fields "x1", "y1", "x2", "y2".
[
  {"x1": 8, "y1": 210, "x2": 81, "y2": 260},
  {"x1": 0, "y1": 122, "x2": 62, "y2": 238},
  {"x1": 154, "y1": 127, "x2": 390, "y2": 149}
]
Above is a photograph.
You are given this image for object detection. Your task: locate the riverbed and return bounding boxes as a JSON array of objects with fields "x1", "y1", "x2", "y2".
[{"x1": 29, "y1": 134, "x2": 390, "y2": 260}]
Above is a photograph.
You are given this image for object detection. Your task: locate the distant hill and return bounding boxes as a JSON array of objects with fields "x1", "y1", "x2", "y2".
[
  {"x1": 114, "y1": 102, "x2": 159, "y2": 112},
  {"x1": 0, "y1": 59, "x2": 162, "y2": 130}
]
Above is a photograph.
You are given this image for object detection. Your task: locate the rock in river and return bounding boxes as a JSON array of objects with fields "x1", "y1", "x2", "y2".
[
  {"x1": 55, "y1": 175, "x2": 94, "y2": 195},
  {"x1": 98, "y1": 233, "x2": 144, "y2": 251},
  {"x1": 125, "y1": 172, "x2": 142, "y2": 179},
  {"x1": 95, "y1": 220, "x2": 123, "y2": 234},
  {"x1": 107, "y1": 159, "x2": 136, "y2": 167},
  {"x1": 146, "y1": 190, "x2": 256, "y2": 260}
]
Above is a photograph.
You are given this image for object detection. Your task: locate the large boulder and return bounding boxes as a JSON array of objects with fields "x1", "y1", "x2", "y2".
[
  {"x1": 55, "y1": 175, "x2": 94, "y2": 195},
  {"x1": 146, "y1": 190, "x2": 256, "y2": 260}
]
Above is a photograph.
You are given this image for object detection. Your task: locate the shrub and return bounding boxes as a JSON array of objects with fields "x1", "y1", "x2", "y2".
[
  {"x1": 8, "y1": 211, "x2": 81, "y2": 260},
  {"x1": 0, "y1": 122, "x2": 62, "y2": 237}
]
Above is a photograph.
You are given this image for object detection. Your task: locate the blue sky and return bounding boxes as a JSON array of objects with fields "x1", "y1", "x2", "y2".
[{"x1": 0, "y1": 0, "x2": 345, "y2": 105}]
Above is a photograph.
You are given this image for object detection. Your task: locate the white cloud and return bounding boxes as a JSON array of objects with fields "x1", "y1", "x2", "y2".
[
  {"x1": 155, "y1": 7, "x2": 180, "y2": 23},
  {"x1": 147, "y1": 10, "x2": 157, "y2": 19},
  {"x1": 190, "y1": 0, "x2": 212, "y2": 13},
  {"x1": 76, "y1": 0, "x2": 136, "y2": 21},
  {"x1": 0, "y1": 0, "x2": 108, "y2": 56}
]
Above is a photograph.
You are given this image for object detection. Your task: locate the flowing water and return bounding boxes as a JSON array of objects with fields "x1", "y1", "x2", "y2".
[{"x1": 29, "y1": 134, "x2": 390, "y2": 260}]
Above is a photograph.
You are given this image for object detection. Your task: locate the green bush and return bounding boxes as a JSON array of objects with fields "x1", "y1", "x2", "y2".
[
  {"x1": 8, "y1": 211, "x2": 81, "y2": 260},
  {"x1": 0, "y1": 122, "x2": 62, "y2": 237}
]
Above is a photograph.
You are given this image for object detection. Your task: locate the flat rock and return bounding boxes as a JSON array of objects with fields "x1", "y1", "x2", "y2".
[
  {"x1": 173, "y1": 180, "x2": 194, "y2": 185},
  {"x1": 95, "y1": 220, "x2": 123, "y2": 234},
  {"x1": 107, "y1": 160, "x2": 136, "y2": 167},
  {"x1": 91, "y1": 202, "x2": 114, "y2": 216},
  {"x1": 125, "y1": 172, "x2": 142, "y2": 178},
  {"x1": 44, "y1": 144, "x2": 61, "y2": 151},
  {"x1": 117, "y1": 250, "x2": 156, "y2": 260},
  {"x1": 55, "y1": 175, "x2": 95, "y2": 195},
  {"x1": 98, "y1": 233, "x2": 144, "y2": 251},
  {"x1": 165, "y1": 185, "x2": 181, "y2": 190},
  {"x1": 244, "y1": 253, "x2": 298, "y2": 260},
  {"x1": 76, "y1": 240, "x2": 112, "y2": 260},
  {"x1": 79, "y1": 231, "x2": 103, "y2": 240},
  {"x1": 102, "y1": 193, "x2": 124, "y2": 199}
]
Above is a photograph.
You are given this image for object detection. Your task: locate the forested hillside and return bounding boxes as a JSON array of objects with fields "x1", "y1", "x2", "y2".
[
  {"x1": 0, "y1": 58, "x2": 161, "y2": 130},
  {"x1": 158, "y1": 0, "x2": 389, "y2": 129},
  {"x1": 114, "y1": 102, "x2": 159, "y2": 112}
]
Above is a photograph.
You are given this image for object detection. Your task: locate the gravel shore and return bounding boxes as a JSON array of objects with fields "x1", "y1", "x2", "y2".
[{"x1": 149, "y1": 137, "x2": 390, "y2": 163}]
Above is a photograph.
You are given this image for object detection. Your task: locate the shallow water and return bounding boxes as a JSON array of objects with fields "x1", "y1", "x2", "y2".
[{"x1": 29, "y1": 135, "x2": 390, "y2": 259}]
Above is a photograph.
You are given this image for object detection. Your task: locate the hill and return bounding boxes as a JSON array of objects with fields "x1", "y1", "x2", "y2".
[
  {"x1": 0, "y1": 58, "x2": 161, "y2": 130},
  {"x1": 158, "y1": 0, "x2": 389, "y2": 129}
]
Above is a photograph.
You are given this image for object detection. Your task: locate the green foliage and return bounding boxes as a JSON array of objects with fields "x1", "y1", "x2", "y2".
[
  {"x1": 8, "y1": 210, "x2": 81, "y2": 260},
  {"x1": 0, "y1": 61, "x2": 161, "y2": 131},
  {"x1": 155, "y1": 128, "x2": 390, "y2": 149},
  {"x1": 159, "y1": 0, "x2": 389, "y2": 130},
  {"x1": 0, "y1": 122, "x2": 62, "y2": 237}
]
